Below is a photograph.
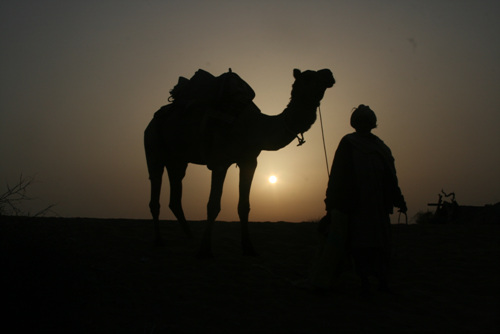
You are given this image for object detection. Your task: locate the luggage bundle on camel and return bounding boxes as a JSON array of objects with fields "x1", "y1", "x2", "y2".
[
  {"x1": 168, "y1": 68, "x2": 256, "y2": 116},
  {"x1": 152, "y1": 68, "x2": 260, "y2": 154}
]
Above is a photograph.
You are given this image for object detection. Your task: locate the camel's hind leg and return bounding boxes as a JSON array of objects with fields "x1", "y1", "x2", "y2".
[
  {"x1": 238, "y1": 160, "x2": 258, "y2": 256},
  {"x1": 198, "y1": 168, "x2": 228, "y2": 258},
  {"x1": 166, "y1": 162, "x2": 193, "y2": 238}
]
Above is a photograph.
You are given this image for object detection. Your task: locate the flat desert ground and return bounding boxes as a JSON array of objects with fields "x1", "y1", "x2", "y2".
[{"x1": 1, "y1": 217, "x2": 499, "y2": 333}]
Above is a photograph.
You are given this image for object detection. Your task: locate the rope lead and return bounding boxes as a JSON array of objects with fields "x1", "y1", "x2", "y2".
[{"x1": 318, "y1": 106, "x2": 330, "y2": 177}]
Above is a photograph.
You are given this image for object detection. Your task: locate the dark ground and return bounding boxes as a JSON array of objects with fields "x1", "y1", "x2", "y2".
[{"x1": 1, "y1": 217, "x2": 499, "y2": 333}]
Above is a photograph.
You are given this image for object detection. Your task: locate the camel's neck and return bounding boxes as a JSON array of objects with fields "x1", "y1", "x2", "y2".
[
  {"x1": 256, "y1": 98, "x2": 320, "y2": 151},
  {"x1": 282, "y1": 98, "x2": 320, "y2": 134}
]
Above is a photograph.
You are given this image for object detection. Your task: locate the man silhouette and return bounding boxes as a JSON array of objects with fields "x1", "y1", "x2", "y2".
[{"x1": 325, "y1": 104, "x2": 407, "y2": 298}]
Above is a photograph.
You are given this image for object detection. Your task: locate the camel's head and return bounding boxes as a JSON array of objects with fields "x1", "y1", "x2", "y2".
[{"x1": 291, "y1": 68, "x2": 335, "y2": 105}]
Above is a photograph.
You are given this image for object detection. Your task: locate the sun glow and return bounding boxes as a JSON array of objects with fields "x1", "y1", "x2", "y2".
[{"x1": 268, "y1": 175, "x2": 277, "y2": 184}]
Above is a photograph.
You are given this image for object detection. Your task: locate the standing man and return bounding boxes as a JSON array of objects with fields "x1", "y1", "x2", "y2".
[{"x1": 324, "y1": 104, "x2": 407, "y2": 298}]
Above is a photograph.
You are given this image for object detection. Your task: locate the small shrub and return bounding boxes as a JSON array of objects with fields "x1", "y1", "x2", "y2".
[{"x1": 413, "y1": 210, "x2": 434, "y2": 225}]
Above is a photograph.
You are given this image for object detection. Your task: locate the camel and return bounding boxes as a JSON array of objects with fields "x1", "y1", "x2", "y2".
[{"x1": 144, "y1": 68, "x2": 335, "y2": 257}]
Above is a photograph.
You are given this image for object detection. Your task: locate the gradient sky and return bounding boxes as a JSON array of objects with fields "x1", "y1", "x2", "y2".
[{"x1": 1, "y1": 0, "x2": 499, "y2": 222}]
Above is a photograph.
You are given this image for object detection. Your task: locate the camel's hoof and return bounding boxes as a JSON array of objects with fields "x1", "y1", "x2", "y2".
[
  {"x1": 154, "y1": 238, "x2": 165, "y2": 248},
  {"x1": 181, "y1": 225, "x2": 194, "y2": 239},
  {"x1": 242, "y1": 241, "x2": 258, "y2": 256}
]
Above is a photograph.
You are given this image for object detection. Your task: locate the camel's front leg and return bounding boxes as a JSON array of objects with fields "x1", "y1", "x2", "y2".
[
  {"x1": 166, "y1": 162, "x2": 193, "y2": 238},
  {"x1": 238, "y1": 160, "x2": 258, "y2": 256},
  {"x1": 149, "y1": 175, "x2": 163, "y2": 246},
  {"x1": 198, "y1": 168, "x2": 228, "y2": 258}
]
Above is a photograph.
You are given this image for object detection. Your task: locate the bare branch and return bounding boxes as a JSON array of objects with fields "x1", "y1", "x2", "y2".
[{"x1": 0, "y1": 174, "x2": 56, "y2": 217}]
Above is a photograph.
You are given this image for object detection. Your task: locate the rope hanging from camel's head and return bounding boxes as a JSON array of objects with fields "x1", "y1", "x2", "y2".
[{"x1": 291, "y1": 106, "x2": 330, "y2": 177}]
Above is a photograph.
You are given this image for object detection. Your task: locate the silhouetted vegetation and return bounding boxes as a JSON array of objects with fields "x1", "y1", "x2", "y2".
[
  {"x1": 407, "y1": 192, "x2": 500, "y2": 225},
  {"x1": 413, "y1": 210, "x2": 434, "y2": 225},
  {"x1": 425, "y1": 190, "x2": 500, "y2": 224},
  {"x1": 0, "y1": 174, "x2": 55, "y2": 217}
]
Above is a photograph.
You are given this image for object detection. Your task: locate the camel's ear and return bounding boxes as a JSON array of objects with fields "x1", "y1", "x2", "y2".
[{"x1": 293, "y1": 69, "x2": 301, "y2": 79}]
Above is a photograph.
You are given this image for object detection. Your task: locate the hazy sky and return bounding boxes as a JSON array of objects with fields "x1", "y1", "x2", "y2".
[{"x1": 1, "y1": 0, "x2": 499, "y2": 222}]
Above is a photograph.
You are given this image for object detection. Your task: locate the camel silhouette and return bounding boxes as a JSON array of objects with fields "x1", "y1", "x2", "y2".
[{"x1": 144, "y1": 68, "x2": 335, "y2": 257}]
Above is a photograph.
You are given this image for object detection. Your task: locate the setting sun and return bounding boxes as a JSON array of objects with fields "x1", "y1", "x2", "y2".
[{"x1": 268, "y1": 175, "x2": 277, "y2": 184}]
